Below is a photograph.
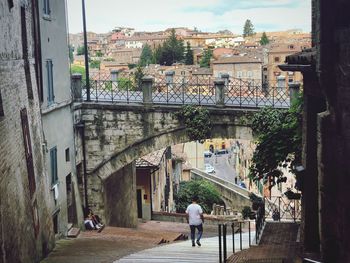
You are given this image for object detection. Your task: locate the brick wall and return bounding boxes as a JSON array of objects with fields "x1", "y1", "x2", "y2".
[{"x1": 0, "y1": 1, "x2": 54, "y2": 262}]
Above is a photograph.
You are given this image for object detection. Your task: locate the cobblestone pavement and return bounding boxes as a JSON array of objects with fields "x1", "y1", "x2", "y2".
[
  {"x1": 40, "y1": 220, "x2": 221, "y2": 263},
  {"x1": 228, "y1": 222, "x2": 302, "y2": 263}
]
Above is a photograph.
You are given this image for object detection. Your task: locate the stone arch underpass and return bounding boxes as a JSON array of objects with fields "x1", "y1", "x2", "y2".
[{"x1": 74, "y1": 102, "x2": 255, "y2": 227}]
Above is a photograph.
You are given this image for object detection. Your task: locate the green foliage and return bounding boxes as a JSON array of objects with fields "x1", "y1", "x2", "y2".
[
  {"x1": 176, "y1": 105, "x2": 212, "y2": 142},
  {"x1": 134, "y1": 64, "x2": 144, "y2": 90},
  {"x1": 117, "y1": 77, "x2": 134, "y2": 90},
  {"x1": 76, "y1": 46, "x2": 85, "y2": 56},
  {"x1": 128, "y1": 63, "x2": 137, "y2": 69},
  {"x1": 185, "y1": 42, "x2": 194, "y2": 65},
  {"x1": 154, "y1": 29, "x2": 185, "y2": 65},
  {"x1": 260, "y1": 32, "x2": 270, "y2": 45},
  {"x1": 69, "y1": 45, "x2": 74, "y2": 63},
  {"x1": 243, "y1": 19, "x2": 255, "y2": 37},
  {"x1": 174, "y1": 179, "x2": 223, "y2": 213},
  {"x1": 95, "y1": 50, "x2": 103, "y2": 57},
  {"x1": 199, "y1": 49, "x2": 213, "y2": 68},
  {"x1": 242, "y1": 206, "x2": 252, "y2": 219},
  {"x1": 139, "y1": 44, "x2": 153, "y2": 66},
  {"x1": 90, "y1": 60, "x2": 101, "y2": 69},
  {"x1": 70, "y1": 65, "x2": 85, "y2": 80},
  {"x1": 249, "y1": 93, "x2": 303, "y2": 189}
]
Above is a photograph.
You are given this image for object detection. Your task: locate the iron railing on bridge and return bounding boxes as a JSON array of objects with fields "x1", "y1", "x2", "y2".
[
  {"x1": 218, "y1": 205, "x2": 265, "y2": 263},
  {"x1": 80, "y1": 72, "x2": 293, "y2": 109},
  {"x1": 264, "y1": 196, "x2": 302, "y2": 222}
]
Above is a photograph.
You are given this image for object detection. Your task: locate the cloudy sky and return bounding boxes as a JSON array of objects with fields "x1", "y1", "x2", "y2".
[{"x1": 66, "y1": 0, "x2": 311, "y2": 34}]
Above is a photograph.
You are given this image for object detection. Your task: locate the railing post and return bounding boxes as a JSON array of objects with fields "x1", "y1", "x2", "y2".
[
  {"x1": 289, "y1": 82, "x2": 300, "y2": 103},
  {"x1": 249, "y1": 221, "x2": 251, "y2": 247},
  {"x1": 165, "y1": 71, "x2": 175, "y2": 91},
  {"x1": 223, "y1": 224, "x2": 227, "y2": 263},
  {"x1": 239, "y1": 221, "x2": 242, "y2": 251},
  {"x1": 218, "y1": 224, "x2": 222, "y2": 263},
  {"x1": 214, "y1": 79, "x2": 225, "y2": 107},
  {"x1": 71, "y1": 73, "x2": 83, "y2": 102},
  {"x1": 142, "y1": 76, "x2": 154, "y2": 106},
  {"x1": 232, "y1": 222, "x2": 235, "y2": 253},
  {"x1": 110, "y1": 69, "x2": 119, "y2": 82},
  {"x1": 221, "y1": 73, "x2": 230, "y2": 86}
]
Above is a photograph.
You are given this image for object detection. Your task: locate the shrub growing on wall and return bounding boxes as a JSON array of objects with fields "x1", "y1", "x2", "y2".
[
  {"x1": 174, "y1": 179, "x2": 223, "y2": 213},
  {"x1": 176, "y1": 105, "x2": 212, "y2": 142}
]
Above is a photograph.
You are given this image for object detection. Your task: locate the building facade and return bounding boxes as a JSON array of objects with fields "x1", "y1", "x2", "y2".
[
  {"x1": 38, "y1": 0, "x2": 83, "y2": 238},
  {"x1": 0, "y1": 1, "x2": 55, "y2": 262}
]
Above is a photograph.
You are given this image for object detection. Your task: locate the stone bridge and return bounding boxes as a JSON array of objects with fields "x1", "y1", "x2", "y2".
[{"x1": 72, "y1": 74, "x2": 295, "y2": 228}]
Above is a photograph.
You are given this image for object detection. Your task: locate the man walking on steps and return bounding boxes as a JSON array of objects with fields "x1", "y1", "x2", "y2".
[{"x1": 186, "y1": 196, "x2": 204, "y2": 247}]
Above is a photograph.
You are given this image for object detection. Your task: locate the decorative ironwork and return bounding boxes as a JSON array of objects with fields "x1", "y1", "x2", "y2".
[
  {"x1": 264, "y1": 196, "x2": 301, "y2": 222},
  {"x1": 81, "y1": 72, "x2": 292, "y2": 109}
]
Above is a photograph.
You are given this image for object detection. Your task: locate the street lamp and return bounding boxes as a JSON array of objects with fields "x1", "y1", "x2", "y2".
[{"x1": 82, "y1": 0, "x2": 90, "y2": 101}]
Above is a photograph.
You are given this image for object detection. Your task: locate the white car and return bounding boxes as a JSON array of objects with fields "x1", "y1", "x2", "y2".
[{"x1": 204, "y1": 163, "x2": 215, "y2": 174}]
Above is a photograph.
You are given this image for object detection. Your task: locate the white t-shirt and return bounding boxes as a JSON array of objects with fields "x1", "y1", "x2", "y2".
[{"x1": 186, "y1": 203, "x2": 203, "y2": 226}]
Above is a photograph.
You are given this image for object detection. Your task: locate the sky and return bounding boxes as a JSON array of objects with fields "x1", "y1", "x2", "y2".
[{"x1": 66, "y1": 0, "x2": 311, "y2": 34}]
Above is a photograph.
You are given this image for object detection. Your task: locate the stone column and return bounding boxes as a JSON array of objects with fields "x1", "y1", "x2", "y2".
[
  {"x1": 71, "y1": 73, "x2": 82, "y2": 101},
  {"x1": 214, "y1": 79, "x2": 225, "y2": 107},
  {"x1": 289, "y1": 82, "x2": 301, "y2": 103},
  {"x1": 110, "y1": 70, "x2": 119, "y2": 82},
  {"x1": 165, "y1": 71, "x2": 175, "y2": 91},
  {"x1": 221, "y1": 73, "x2": 230, "y2": 86},
  {"x1": 142, "y1": 76, "x2": 154, "y2": 105}
]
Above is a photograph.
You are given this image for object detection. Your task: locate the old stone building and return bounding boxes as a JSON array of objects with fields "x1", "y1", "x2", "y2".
[
  {"x1": 0, "y1": 1, "x2": 55, "y2": 262},
  {"x1": 38, "y1": 0, "x2": 84, "y2": 238},
  {"x1": 281, "y1": 0, "x2": 350, "y2": 261}
]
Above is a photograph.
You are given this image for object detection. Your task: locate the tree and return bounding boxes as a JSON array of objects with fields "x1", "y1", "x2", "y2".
[
  {"x1": 260, "y1": 32, "x2": 270, "y2": 45},
  {"x1": 185, "y1": 42, "x2": 194, "y2": 65},
  {"x1": 249, "y1": 94, "x2": 303, "y2": 189},
  {"x1": 134, "y1": 64, "x2": 144, "y2": 90},
  {"x1": 76, "y1": 46, "x2": 85, "y2": 56},
  {"x1": 70, "y1": 65, "x2": 85, "y2": 80},
  {"x1": 199, "y1": 49, "x2": 213, "y2": 68},
  {"x1": 243, "y1": 19, "x2": 255, "y2": 37},
  {"x1": 90, "y1": 60, "x2": 100, "y2": 69},
  {"x1": 139, "y1": 44, "x2": 153, "y2": 66},
  {"x1": 174, "y1": 179, "x2": 223, "y2": 213},
  {"x1": 156, "y1": 29, "x2": 185, "y2": 65},
  {"x1": 95, "y1": 50, "x2": 103, "y2": 57}
]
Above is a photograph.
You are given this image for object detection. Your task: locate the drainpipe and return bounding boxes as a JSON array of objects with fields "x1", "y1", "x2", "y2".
[{"x1": 75, "y1": 122, "x2": 89, "y2": 210}]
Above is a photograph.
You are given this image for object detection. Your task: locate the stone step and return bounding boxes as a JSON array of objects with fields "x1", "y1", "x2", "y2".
[{"x1": 67, "y1": 227, "x2": 80, "y2": 238}]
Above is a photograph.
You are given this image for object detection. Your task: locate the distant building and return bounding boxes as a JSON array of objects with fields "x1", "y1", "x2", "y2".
[
  {"x1": 136, "y1": 148, "x2": 175, "y2": 219},
  {"x1": 212, "y1": 56, "x2": 263, "y2": 80},
  {"x1": 267, "y1": 44, "x2": 309, "y2": 86}
]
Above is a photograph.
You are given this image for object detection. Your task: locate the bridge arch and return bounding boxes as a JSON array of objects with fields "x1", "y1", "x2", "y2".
[{"x1": 75, "y1": 102, "x2": 255, "y2": 226}]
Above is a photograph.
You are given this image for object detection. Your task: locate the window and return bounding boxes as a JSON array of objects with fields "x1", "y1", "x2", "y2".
[
  {"x1": 247, "y1": 71, "x2": 253, "y2": 78},
  {"x1": 50, "y1": 147, "x2": 58, "y2": 185},
  {"x1": 274, "y1": 56, "x2": 280, "y2": 62},
  {"x1": 43, "y1": 0, "x2": 51, "y2": 16},
  {"x1": 65, "y1": 148, "x2": 70, "y2": 162},
  {"x1": 289, "y1": 78, "x2": 293, "y2": 83},
  {"x1": 236, "y1": 71, "x2": 242, "y2": 78},
  {"x1": 46, "y1": 60, "x2": 54, "y2": 105},
  {"x1": 0, "y1": 90, "x2": 4, "y2": 117}
]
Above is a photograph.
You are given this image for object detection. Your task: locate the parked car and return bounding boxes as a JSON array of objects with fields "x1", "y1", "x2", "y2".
[
  {"x1": 204, "y1": 151, "x2": 213, "y2": 158},
  {"x1": 215, "y1": 149, "x2": 229, "y2": 155},
  {"x1": 204, "y1": 163, "x2": 215, "y2": 174}
]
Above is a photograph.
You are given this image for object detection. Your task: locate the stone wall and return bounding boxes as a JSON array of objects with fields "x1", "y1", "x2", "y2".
[
  {"x1": 314, "y1": 0, "x2": 350, "y2": 261},
  {"x1": 74, "y1": 102, "x2": 254, "y2": 226},
  {"x1": 0, "y1": 1, "x2": 54, "y2": 262}
]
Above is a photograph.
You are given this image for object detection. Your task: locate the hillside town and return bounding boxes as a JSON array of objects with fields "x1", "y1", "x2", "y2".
[
  {"x1": 1, "y1": 1, "x2": 349, "y2": 263},
  {"x1": 69, "y1": 26, "x2": 311, "y2": 87}
]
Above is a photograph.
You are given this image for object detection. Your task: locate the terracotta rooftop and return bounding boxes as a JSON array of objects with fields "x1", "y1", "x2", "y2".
[{"x1": 136, "y1": 148, "x2": 166, "y2": 168}]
